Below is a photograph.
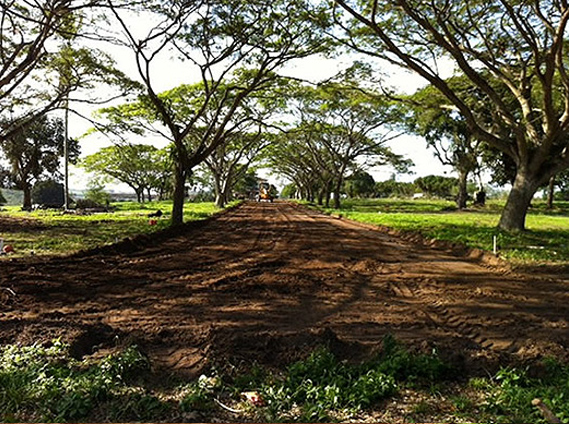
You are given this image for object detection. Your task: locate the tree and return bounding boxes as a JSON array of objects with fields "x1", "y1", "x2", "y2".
[
  {"x1": 344, "y1": 170, "x2": 375, "y2": 198},
  {"x1": 553, "y1": 171, "x2": 569, "y2": 202},
  {"x1": 103, "y1": 0, "x2": 328, "y2": 225},
  {"x1": 266, "y1": 129, "x2": 322, "y2": 203},
  {"x1": 84, "y1": 180, "x2": 111, "y2": 206},
  {"x1": 270, "y1": 82, "x2": 411, "y2": 208},
  {"x1": 205, "y1": 130, "x2": 269, "y2": 208},
  {"x1": 233, "y1": 169, "x2": 261, "y2": 199},
  {"x1": 1, "y1": 115, "x2": 80, "y2": 210},
  {"x1": 0, "y1": 1, "x2": 137, "y2": 142},
  {"x1": 281, "y1": 182, "x2": 298, "y2": 199},
  {"x1": 0, "y1": 1, "x2": 79, "y2": 140},
  {"x1": 404, "y1": 80, "x2": 482, "y2": 209},
  {"x1": 415, "y1": 175, "x2": 458, "y2": 199},
  {"x1": 81, "y1": 144, "x2": 169, "y2": 203},
  {"x1": 375, "y1": 179, "x2": 416, "y2": 198},
  {"x1": 333, "y1": 1, "x2": 569, "y2": 230},
  {"x1": 32, "y1": 180, "x2": 64, "y2": 208}
]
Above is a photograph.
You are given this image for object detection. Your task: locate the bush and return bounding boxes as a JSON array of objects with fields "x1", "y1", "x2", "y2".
[
  {"x1": 414, "y1": 175, "x2": 458, "y2": 199},
  {"x1": 84, "y1": 182, "x2": 110, "y2": 206},
  {"x1": 32, "y1": 180, "x2": 64, "y2": 208}
]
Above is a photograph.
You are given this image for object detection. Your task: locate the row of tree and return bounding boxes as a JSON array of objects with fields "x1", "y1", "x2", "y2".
[
  {"x1": 3, "y1": 1, "x2": 569, "y2": 231},
  {"x1": 282, "y1": 172, "x2": 464, "y2": 201}
]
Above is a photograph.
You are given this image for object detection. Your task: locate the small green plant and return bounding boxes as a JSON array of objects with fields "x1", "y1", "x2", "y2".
[
  {"x1": 179, "y1": 374, "x2": 221, "y2": 412},
  {"x1": 0, "y1": 341, "x2": 160, "y2": 423},
  {"x1": 478, "y1": 361, "x2": 569, "y2": 423},
  {"x1": 254, "y1": 337, "x2": 451, "y2": 422}
]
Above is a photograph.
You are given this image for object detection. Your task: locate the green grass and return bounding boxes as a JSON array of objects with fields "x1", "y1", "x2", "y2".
[
  {"x1": 0, "y1": 201, "x2": 219, "y2": 257},
  {"x1": 2, "y1": 337, "x2": 567, "y2": 423},
  {"x1": 319, "y1": 198, "x2": 569, "y2": 265}
]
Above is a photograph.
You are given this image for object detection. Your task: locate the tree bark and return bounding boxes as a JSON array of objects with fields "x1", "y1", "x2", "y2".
[
  {"x1": 22, "y1": 183, "x2": 32, "y2": 211},
  {"x1": 498, "y1": 171, "x2": 540, "y2": 231},
  {"x1": 547, "y1": 176, "x2": 555, "y2": 209},
  {"x1": 333, "y1": 178, "x2": 343, "y2": 209},
  {"x1": 456, "y1": 170, "x2": 468, "y2": 210},
  {"x1": 213, "y1": 175, "x2": 225, "y2": 208},
  {"x1": 171, "y1": 164, "x2": 187, "y2": 226}
]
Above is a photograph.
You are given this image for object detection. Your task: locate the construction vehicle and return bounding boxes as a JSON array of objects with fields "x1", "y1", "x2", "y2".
[{"x1": 257, "y1": 182, "x2": 274, "y2": 202}]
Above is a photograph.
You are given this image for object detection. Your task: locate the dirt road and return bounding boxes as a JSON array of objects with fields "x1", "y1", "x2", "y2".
[{"x1": 1, "y1": 201, "x2": 568, "y2": 375}]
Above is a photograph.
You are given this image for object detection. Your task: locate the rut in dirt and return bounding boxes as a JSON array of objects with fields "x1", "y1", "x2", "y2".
[{"x1": 1, "y1": 201, "x2": 569, "y2": 376}]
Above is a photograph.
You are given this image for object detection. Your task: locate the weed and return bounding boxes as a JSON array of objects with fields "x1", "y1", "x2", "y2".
[
  {"x1": 179, "y1": 374, "x2": 221, "y2": 412},
  {"x1": 478, "y1": 362, "x2": 569, "y2": 423},
  {"x1": 254, "y1": 337, "x2": 451, "y2": 422},
  {"x1": 450, "y1": 395, "x2": 474, "y2": 413},
  {"x1": 412, "y1": 400, "x2": 433, "y2": 415},
  {"x1": 0, "y1": 341, "x2": 161, "y2": 423}
]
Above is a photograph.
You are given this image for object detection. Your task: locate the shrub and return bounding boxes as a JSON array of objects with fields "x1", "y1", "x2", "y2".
[{"x1": 32, "y1": 180, "x2": 64, "y2": 208}]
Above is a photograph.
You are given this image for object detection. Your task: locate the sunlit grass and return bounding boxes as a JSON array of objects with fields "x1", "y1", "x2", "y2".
[
  {"x1": 321, "y1": 199, "x2": 569, "y2": 264},
  {"x1": 0, "y1": 201, "x2": 218, "y2": 257}
]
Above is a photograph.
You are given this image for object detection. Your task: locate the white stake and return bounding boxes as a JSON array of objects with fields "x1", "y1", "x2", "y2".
[{"x1": 493, "y1": 235, "x2": 497, "y2": 255}]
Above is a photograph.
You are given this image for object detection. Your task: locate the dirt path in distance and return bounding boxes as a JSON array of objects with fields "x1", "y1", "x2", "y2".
[{"x1": 1, "y1": 201, "x2": 568, "y2": 376}]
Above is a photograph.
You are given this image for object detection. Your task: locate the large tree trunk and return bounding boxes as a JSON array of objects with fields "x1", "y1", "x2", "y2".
[
  {"x1": 317, "y1": 188, "x2": 324, "y2": 206},
  {"x1": 333, "y1": 182, "x2": 342, "y2": 209},
  {"x1": 456, "y1": 170, "x2": 468, "y2": 210},
  {"x1": 213, "y1": 176, "x2": 225, "y2": 208},
  {"x1": 498, "y1": 171, "x2": 540, "y2": 231},
  {"x1": 22, "y1": 183, "x2": 32, "y2": 211},
  {"x1": 171, "y1": 165, "x2": 187, "y2": 226},
  {"x1": 547, "y1": 175, "x2": 555, "y2": 209},
  {"x1": 221, "y1": 183, "x2": 232, "y2": 207},
  {"x1": 215, "y1": 193, "x2": 225, "y2": 208}
]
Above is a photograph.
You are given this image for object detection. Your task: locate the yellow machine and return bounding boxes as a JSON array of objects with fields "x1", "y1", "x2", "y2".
[{"x1": 257, "y1": 182, "x2": 274, "y2": 202}]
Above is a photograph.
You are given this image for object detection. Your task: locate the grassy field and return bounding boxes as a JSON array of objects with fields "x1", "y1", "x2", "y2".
[
  {"x1": 0, "y1": 201, "x2": 219, "y2": 257},
  {"x1": 319, "y1": 198, "x2": 569, "y2": 265}
]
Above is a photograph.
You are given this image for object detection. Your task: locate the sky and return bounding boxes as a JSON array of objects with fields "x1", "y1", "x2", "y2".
[{"x1": 66, "y1": 36, "x2": 454, "y2": 193}]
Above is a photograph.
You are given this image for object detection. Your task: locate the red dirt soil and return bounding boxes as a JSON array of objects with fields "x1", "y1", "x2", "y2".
[{"x1": 1, "y1": 201, "x2": 568, "y2": 376}]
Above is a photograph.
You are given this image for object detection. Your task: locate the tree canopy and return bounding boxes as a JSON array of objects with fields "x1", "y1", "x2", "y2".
[
  {"x1": 81, "y1": 144, "x2": 171, "y2": 203},
  {"x1": 1, "y1": 115, "x2": 79, "y2": 209},
  {"x1": 269, "y1": 81, "x2": 412, "y2": 208},
  {"x1": 99, "y1": 0, "x2": 329, "y2": 224},
  {"x1": 333, "y1": 0, "x2": 569, "y2": 230}
]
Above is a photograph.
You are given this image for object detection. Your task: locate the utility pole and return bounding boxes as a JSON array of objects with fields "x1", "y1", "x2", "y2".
[{"x1": 64, "y1": 96, "x2": 70, "y2": 210}]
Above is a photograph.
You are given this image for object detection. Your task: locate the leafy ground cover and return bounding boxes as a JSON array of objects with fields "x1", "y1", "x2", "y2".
[
  {"x1": 0, "y1": 201, "x2": 218, "y2": 256},
  {"x1": 0, "y1": 337, "x2": 566, "y2": 423},
  {"x1": 320, "y1": 198, "x2": 569, "y2": 265}
]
